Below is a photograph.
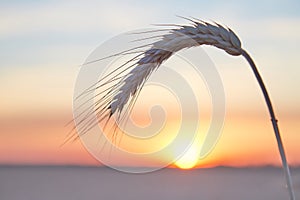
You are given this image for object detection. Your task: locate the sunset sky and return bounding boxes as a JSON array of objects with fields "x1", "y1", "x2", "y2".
[{"x1": 0, "y1": 0, "x2": 299, "y2": 168}]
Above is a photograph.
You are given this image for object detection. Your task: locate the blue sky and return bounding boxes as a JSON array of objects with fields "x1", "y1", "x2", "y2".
[
  {"x1": 1, "y1": 0, "x2": 299, "y2": 67},
  {"x1": 1, "y1": 0, "x2": 299, "y2": 113}
]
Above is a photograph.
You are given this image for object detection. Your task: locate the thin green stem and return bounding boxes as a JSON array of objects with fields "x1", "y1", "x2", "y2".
[{"x1": 241, "y1": 49, "x2": 295, "y2": 200}]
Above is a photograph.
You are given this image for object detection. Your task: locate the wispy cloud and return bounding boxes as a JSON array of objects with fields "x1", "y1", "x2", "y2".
[{"x1": 0, "y1": 1, "x2": 163, "y2": 39}]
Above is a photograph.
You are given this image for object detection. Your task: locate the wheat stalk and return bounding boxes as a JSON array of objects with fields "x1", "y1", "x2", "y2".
[{"x1": 74, "y1": 18, "x2": 295, "y2": 200}]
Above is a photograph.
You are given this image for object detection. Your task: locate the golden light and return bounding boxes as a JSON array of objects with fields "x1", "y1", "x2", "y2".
[
  {"x1": 175, "y1": 146, "x2": 199, "y2": 169},
  {"x1": 173, "y1": 130, "x2": 205, "y2": 169}
]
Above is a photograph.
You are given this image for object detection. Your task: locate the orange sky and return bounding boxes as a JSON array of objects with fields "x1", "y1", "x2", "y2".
[{"x1": 0, "y1": 104, "x2": 299, "y2": 168}]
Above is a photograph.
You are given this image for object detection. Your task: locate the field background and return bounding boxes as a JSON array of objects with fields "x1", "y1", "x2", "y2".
[{"x1": 1, "y1": 166, "x2": 299, "y2": 200}]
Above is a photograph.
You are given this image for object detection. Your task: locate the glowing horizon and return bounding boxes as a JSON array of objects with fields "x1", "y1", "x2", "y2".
[{"x1": 0, "y1": 108, "x2": 299, "y2": 168}]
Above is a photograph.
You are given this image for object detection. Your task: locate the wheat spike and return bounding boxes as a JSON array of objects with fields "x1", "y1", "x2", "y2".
[{"x1": 109, "y1": 19, "x2": 242, "y2": 115}]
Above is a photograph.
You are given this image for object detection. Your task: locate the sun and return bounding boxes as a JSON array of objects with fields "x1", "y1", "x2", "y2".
[
  {"x1": 175, "y1": 145, "x2": 200, "y2": 169},
  {"x1": 173, "y1": 128, "x2": 208, "y2": 169}
]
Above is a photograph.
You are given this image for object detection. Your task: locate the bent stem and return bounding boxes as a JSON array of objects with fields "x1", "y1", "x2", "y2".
[{"x1": 241, "y1": 49, "x2": 295, "y2": 200}]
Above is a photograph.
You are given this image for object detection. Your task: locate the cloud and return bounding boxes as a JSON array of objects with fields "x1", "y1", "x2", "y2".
[{"x1": 0, "y1": 1, "x2": 163, "y2": 39}]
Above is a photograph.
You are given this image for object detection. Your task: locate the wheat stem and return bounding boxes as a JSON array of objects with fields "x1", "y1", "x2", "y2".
[{"x1": 241, "y1": 49, "x2": 295, "y2": 200}]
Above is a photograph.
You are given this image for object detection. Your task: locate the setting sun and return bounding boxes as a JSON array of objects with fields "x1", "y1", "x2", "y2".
[
  {"x1": 175, "y1": 146, "x2": 199, "y2": 169},
  {"x1": 174, "y1": 134, "x2": 204, "y2": 169}
]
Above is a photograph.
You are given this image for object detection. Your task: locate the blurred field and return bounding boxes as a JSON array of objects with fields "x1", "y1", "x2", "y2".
[{"x1": 0, "y1": 166, "x2": 299, "y2": 200}]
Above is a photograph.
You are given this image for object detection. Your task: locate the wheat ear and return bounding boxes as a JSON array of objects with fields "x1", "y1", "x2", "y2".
[
  {"x1": 74, "y1": 18, "x2": 295, "y2": 200},
  {"x1": 109, "y1": 20, "x2": 242, "y2": 114}
]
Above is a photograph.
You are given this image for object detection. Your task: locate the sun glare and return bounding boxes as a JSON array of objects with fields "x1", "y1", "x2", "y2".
[{"x1": 175, "y1": 145, "x2": 200, "y2": 169}]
